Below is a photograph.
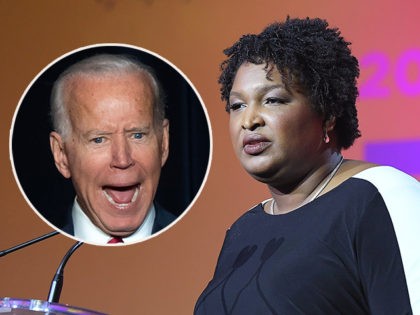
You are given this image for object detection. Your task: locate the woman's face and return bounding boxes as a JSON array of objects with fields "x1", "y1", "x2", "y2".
[{"x1": 228, "y1": 62, "x2": 326, "y2": 187}]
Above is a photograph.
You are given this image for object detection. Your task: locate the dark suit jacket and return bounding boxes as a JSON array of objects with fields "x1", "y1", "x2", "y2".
[{"x1": 60, "y1": 202, "x2": 176, "y2": 237}]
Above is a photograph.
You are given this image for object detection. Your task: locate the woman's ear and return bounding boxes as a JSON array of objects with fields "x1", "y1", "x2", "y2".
[
  {"x1": 323, "y1": 116, "x2": 336, "y2": 144},
  {"x1": 324, "y1": 115, "x2": 336, "y2": 132}
]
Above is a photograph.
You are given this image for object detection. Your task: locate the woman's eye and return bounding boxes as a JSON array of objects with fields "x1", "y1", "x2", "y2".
[
  {"x1": 265, "y1": 97, "x2": 282, "y2": 104},
  {"x1": 229, "y1": 102, "x2": 244, "y2": 111}
]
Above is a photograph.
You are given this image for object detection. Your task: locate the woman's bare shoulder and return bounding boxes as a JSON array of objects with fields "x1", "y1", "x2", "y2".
[
  {"x1": 339, "y1": 159, "x2": 378, "y2": 179},
  {"x1": 324, "y1": 159, "x2": 378, "y2": 194}
]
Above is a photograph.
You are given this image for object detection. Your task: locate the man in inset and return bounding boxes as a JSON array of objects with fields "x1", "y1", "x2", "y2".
[{"x1": 49, "y1": 53, "x2": 175, "y2": 245}]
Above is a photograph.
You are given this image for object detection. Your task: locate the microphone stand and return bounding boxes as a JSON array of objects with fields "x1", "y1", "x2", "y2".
[
  {"x1": 0, "y1": 232, "x2": 104, "y2": 313},
  {"x1": 47, "y1": 241, "x2": 84, "y2": 303},
  {"x1": 0, "y1": 230, "x2": 84, "y2": 304},
  {"x1": 0, "y1": 231, "x2": 59, "y2": 257}
]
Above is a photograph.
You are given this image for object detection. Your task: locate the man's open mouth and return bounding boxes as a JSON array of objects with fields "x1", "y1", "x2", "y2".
[{"x1": 103, "y1": 184, "x2": 139, "y2": 209}]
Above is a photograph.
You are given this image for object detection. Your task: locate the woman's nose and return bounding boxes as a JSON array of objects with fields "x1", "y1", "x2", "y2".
[{"x1": 241, "y1": 106, "x2": 264, "y2": 130}]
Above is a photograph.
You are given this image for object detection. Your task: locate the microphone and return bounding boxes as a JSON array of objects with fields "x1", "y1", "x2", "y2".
[
  {"x1": 0, "y1": 230, "x2": 59, "y2": 257},
  {"x1": 0, "y1": 230, "x2": 84, "y2": 304},
  {"x1": 47, "y1": 241, "x2": 84, "y2": 303}
]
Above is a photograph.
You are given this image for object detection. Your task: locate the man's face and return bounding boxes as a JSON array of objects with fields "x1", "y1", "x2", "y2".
[{"x1": 50, "y1": 72, "x2": 169, "y2": 237}]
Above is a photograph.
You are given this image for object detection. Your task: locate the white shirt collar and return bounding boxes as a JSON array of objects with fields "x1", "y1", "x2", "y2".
[{"x1": 71, "y1": 199, "x2": 155, "y2": 245}]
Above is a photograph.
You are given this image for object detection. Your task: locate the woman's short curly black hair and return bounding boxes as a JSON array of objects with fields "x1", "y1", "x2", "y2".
[{"x1": 219, "y1": 17, "x2": 361, "y2": 149}]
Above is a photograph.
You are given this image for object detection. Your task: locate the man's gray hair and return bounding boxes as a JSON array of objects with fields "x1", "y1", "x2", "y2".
[{"x1": 50, "y1": 53, "x2": 166, "y2": 139}]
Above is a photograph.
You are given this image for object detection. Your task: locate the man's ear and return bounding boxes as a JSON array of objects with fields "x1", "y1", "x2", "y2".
[
  {"x1": 160, "y1": 119, "x2": 170, "y2": 167},
  {"x1": 50, "y1": 131, "x2": 71, "y2": 179}
]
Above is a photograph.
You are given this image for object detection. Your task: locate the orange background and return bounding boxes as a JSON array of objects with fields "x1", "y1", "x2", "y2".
[{"x1": 1, "y1": 1, "x2": 419, "y2": 314}]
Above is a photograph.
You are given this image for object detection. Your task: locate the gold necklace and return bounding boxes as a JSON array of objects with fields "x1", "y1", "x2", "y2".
[{"x1": 270, "y1": 155, "x2": 344, "y2": 215}]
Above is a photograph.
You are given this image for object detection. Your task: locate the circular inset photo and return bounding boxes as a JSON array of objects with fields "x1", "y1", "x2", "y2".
[{"x1": 10, "y1": 44, "x2": 212, "y2": 246}]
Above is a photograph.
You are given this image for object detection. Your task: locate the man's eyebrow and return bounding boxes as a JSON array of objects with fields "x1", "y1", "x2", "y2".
[
  {"x1": 83, "y1": 130, "x2": 112, "y2": 137},
  {"x1": 82, "y1": 125, "x2": 152, "y2": 138},
  {"x1": 124, "y1": 126, "x2": 150, "y2": 133}
]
